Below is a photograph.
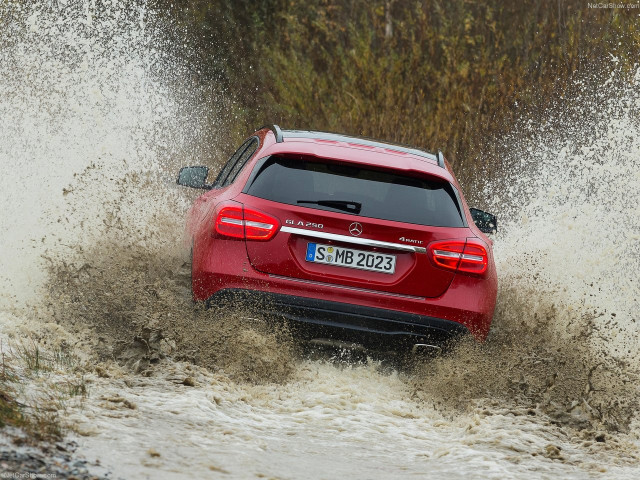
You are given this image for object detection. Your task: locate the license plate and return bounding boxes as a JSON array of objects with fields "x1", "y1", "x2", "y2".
[{"x1": 305, "y1": 243, "x2": 396, "y2": 274}]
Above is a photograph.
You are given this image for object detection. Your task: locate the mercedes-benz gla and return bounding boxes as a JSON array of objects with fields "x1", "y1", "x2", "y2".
[{"x1": 177, "y1": 126, "x2": 497, "y2": 351}]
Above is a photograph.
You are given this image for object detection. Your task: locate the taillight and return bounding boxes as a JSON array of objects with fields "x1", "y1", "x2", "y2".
[
  {"x1": 214, "y1": 205, "x2": 279, "y2": 241},
  {"x1": 458, "y1": 243, "x2": 488, "y2": 274},
  {"x1": 244, "y1": 209, "x2": 279, "y2": 240},
  {"x1": 429, "y1": 240, "x2": 488, "y2": 275},
  {"x1": 215, "y1": 206, "x2": 245, "y2": 238}
]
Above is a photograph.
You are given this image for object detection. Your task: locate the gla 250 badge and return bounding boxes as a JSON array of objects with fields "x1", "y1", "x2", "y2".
[{"x1": 285, "y1": 219, "x2": 324, "y2": 229}]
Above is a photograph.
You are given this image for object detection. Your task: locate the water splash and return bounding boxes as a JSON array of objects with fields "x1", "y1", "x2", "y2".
[
  {"x1": 0, "y1": 0, "x2": 212, "y2": 306},
  {"x1": 490, "y1": 67, "x2": 640, "y2": 362},
  {"x1": 410, "y1": 66, "x2": 640, "y2": 435}
]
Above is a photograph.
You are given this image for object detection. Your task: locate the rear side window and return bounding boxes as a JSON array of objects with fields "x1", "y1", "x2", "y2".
[
  {"x1": 224, "y1": 138, "x2": 258, "y2": 186},
  {"x1": 245, "y1": 156, "x2": 465, "y2": 227},
  {"x1": 215, "y1": 137, "x2": 258, "y2": 187}
]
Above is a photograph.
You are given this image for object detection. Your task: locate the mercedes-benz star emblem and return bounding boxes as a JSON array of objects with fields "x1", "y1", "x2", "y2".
[{"x1": 349, "y1": 222, "x2": 363, "y2": 236}]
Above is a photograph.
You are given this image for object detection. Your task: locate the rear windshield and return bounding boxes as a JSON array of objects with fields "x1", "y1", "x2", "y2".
[{"x1": 245, "y1": 156, "x2": 465, "y2": 227}]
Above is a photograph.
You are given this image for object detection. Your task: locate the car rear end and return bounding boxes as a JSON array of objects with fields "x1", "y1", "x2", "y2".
[{"x1": 192, "y1": 136, "x2": 497, "y2": 349}]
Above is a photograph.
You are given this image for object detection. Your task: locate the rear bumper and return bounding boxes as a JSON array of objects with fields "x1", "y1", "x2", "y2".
[
  {"x1": 191, "y1": 235, "x2": 496, "y2": 342},
  {"x1": 206, "y1": 289, "x2": 469, "y2": 349}
]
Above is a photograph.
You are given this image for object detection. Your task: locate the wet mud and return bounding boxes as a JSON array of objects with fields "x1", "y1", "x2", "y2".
[{"x1": 45, "y1": 242, "x2": 298, "y2": 384}]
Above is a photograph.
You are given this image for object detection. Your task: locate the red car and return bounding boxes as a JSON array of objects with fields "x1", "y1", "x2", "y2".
[{"x1": 178, "y1": 125, "x2": 497, "y2": 351}]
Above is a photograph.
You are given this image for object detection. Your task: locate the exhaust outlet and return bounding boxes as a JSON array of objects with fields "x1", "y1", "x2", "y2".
[
  {"x1": 309, "y1": 338, "x2": 367, "y2": 352},
  {"x1": 411, "y1": 343, "x2": 442, "y2": 355}
]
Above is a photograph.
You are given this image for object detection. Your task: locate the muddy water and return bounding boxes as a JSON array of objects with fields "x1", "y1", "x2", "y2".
[
  {"x1": 64, "y1": 360, "x2": 639, "y2": 480},
  {"x1": 1, "y1": 2, "x2": 639, "y2": 479}
]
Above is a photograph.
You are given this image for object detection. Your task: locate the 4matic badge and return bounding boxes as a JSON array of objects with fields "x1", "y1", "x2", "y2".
[{"x1": 399, "y1": 236, "x2": 423, "y2": 244}]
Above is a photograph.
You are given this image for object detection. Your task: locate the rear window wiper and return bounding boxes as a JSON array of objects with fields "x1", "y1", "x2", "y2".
[{"x1": 297, "y1": 199, "x2": 362, "y2": 214}]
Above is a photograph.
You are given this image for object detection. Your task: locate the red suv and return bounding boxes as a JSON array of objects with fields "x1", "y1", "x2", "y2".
[{"x1": 178, "y1": 125, "x2": 497, "y2": 351}]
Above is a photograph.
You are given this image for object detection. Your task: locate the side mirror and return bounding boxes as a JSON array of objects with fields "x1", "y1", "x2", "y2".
[
  {"x1": 177, "y1": 166, "x2": 210, "y2": 189},
  {"x1": 469, "y1": 208, "x2": 497, "y2": 234}
]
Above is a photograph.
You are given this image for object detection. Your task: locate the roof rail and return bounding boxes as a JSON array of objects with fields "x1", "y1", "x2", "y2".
[
  {"x1": 257, "y1": 124, "x2": 283, "y2": 143},
  {"x1": 281, "y1": 129, "x2": 439, "y2": 162},
  {"x1": 436, "y1": 150, "x2": 445, "y2": 168}
]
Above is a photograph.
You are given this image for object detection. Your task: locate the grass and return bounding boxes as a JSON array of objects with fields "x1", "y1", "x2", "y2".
[
  {"x1": 0, "y1": 339, "x2": 88, "y2": 443},
  {"x1": 0, "y1": 344, "x2": 27, "y2": 431}
]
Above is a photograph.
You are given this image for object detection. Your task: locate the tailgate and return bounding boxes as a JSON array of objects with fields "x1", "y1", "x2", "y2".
[{"x1": 240, "y1": 196, "x2": 463, "y2": 298}]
